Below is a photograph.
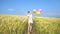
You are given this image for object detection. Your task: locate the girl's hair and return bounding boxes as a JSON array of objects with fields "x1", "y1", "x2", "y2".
[{"x1": 28, "y1": 11, "x2": 30, "y2": 13}]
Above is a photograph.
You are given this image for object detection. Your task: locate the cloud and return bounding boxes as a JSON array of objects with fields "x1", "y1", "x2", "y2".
[{"x1": 8, "y1": 9, "x2": 15, "y2": 11}]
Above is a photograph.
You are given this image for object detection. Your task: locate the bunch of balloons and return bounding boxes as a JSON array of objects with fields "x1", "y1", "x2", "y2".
[{"x1": 32, "y1": 9, "x2": 42, "y2": 16}]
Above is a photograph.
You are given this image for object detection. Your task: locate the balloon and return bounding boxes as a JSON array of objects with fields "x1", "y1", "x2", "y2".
[
  {"x1": 32, "y1": 9, "x2": 42, "y2": 16},
  {"x1": 36, "y1": 12, "x2": 40, "y2": 15},
  {"x1": 35, "y1": 12, "x2": 40, "y2": 16},
  {"x1": 32, "y1": 9, "x2": 37, "y2": 13},
  {"x1": 38, "y1": 9, "x2": 42, "y2": 12}
]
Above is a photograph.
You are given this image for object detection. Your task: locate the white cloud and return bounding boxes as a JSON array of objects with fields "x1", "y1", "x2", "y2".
[{"x1": 8, "y1": 9, "x2": 15, "y2": 11}]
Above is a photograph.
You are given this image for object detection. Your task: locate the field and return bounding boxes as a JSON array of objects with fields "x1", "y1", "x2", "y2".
[
  {"x1": 0, "y1": 14, "x2": 60, "y2": 34},
  {"x1": 0, "y1": 15, "x2": 28, "y2": 34},
  {"x1": 33, "y1": 17, "x2": 60, "y2": 34}
]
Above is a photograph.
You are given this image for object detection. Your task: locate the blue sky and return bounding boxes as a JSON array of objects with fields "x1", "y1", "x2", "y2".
[{"x1": 0, "y1": 0, "x2": 60, "y2": 17}]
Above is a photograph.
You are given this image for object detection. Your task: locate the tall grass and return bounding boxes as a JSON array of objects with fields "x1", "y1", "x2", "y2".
[
  {"x1": 0, "y1": 15, "x2": 60, "y2": 34},
  {"x1": 0, "y1": 15, "x2": 28, "y2": 34},
  {"x1": 33, "y1": 17, "x2": 60, "y2": 34}
]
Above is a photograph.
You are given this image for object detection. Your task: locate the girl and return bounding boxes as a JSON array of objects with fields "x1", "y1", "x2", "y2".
[{"x1": 27, "y1": 11, "x2": 33, "y2": 34}]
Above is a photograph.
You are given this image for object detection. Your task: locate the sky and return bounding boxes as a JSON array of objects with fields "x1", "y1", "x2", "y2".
[{"x1": 0, "y1": 0, "x2": 60, "y2": 17}]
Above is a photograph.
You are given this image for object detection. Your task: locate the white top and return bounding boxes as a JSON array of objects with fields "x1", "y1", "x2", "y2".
[{"x1": 27, "y1": 14, "x2": 33, "y2": 24}]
